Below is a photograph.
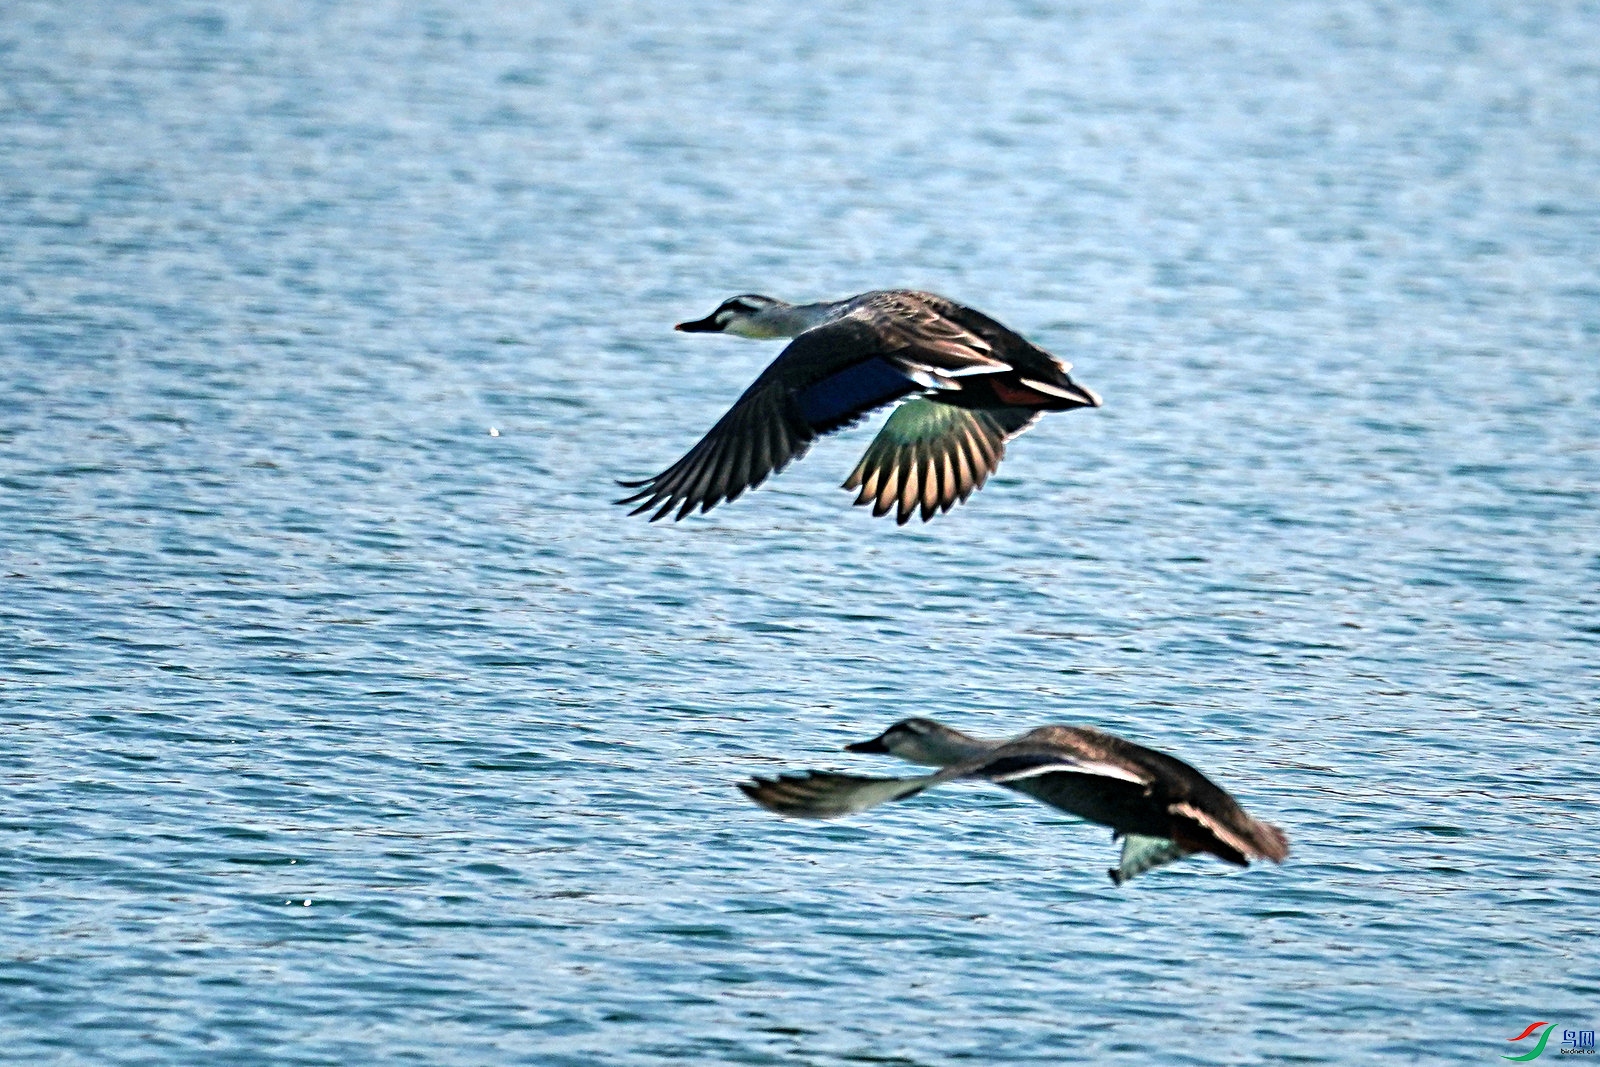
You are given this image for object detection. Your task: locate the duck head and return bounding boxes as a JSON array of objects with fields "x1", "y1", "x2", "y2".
[
  {"x1": 845, "y1": 718, "x2": 985, "y2": 767},
  {"x1": 675, "y1": 294, "x2": 792, "y2": 338}
]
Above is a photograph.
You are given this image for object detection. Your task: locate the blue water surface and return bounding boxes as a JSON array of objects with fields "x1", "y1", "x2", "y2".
[{"x1": 2, "y1": 1, "x2": 1598, "y2": 1063}]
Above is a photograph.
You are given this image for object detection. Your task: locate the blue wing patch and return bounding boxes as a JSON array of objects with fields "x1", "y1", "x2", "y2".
[{"x1": 794, "y1": 358, "x2": 917, "y2": 431}]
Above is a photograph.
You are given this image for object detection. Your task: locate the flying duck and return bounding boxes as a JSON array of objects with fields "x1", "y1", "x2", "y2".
[
  {"x1": 617, "y1": 291, "x2": 1101, "y2": 524},
  {"x1": 738, "y1": 718, "x2": 1289, "y2": 884}
]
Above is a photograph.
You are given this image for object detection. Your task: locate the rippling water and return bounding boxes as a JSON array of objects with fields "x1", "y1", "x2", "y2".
[{"x1": 3, "y1": 1, "x2": 1598, "y2": 1063}]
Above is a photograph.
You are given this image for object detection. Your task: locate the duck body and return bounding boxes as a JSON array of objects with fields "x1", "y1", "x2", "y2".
[
  {"x1": 618, "y1": 291, "x2": 1101, "y2": 524},
  {"x1": 740, "y1": 717, "x2": 1289, "y2": 885}
]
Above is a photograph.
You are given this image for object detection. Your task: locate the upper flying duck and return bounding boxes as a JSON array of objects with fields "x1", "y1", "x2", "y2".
[
  {"x1": 617, "y1": 291, "x2": 1101, "y2": 524},
  {"x1": 739, "y1": 718, "x2": 1289, "y2": 885}
]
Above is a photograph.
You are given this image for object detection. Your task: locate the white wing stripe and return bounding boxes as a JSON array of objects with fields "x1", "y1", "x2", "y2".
[
  {"x1": 1170, "y1": 801, "x2": 1261, "y2": 859},
  {"x1": 986, "y1": 760, "x2": 1148, "y2": 786},
  {"x1": 1018, "y1": 377, "x2": 1088, "y2": 400}
]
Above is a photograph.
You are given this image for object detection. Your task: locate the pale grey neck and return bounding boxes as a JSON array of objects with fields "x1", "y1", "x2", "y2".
[
  {"x1": 750, "y1": 301, "x2": 838, "y2": 338},
  {"x1": 901, "y1": 727, "x2": 997, "y2": 768}
]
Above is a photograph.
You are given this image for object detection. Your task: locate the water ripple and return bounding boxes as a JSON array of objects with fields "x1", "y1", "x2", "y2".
[{"x1": 3, "y1": 0, "x2": 1598, "y2": 1064}]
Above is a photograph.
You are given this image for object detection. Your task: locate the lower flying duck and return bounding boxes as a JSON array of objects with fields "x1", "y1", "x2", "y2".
[{"x1": 739, "y1": 718, "x2": 1289, "y2": 884}]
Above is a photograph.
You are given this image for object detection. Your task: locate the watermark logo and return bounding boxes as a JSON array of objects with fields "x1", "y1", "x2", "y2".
[{"x1": 1505, "y1": 1023, "x2": 1596, "y2": 1060}]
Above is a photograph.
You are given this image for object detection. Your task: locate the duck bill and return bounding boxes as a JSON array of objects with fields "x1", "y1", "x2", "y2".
[
  {"x1": 674, "y1": 313, "x2": 723, "y2": 333},
  {"x1": 844, "y1": 733, "x2": 890, "y2": 754}
]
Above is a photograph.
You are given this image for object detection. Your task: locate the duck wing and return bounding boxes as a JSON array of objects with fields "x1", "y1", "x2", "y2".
[
  {"x1": 900, "y1": 290, "x2": 1091, "y2": 394},
  {"x1": 738, "y1": 770, "x2": 945, "y2": 819},
  {"x1": 1018, "y1": 727, "x2": 1290, "y2": 867},
  {"x1": 842, "y1": 401, "x2": 1041, "y2": 524},
  {"x1": 856, "y1": 292, "x2": 1012, "y2": 386},
  {"x1": 1110, "y1": 835, "x2": 1192, "y2": 885},
  {"x1": 955, "y1": 742, "x2": 1205, "y2": 884},
  {"x1": 617, "y1": 318, "x2": 918, "y2": 521},
  {"x1": 953, "y1": 745, "x2": 1288, "y2": 883},
  {"x1": 1167, "y1": 800, "x2": 1291, "y2": 866},
  {"x1": 738, "y1": 745, "x2": 1146, "y2": 821}
]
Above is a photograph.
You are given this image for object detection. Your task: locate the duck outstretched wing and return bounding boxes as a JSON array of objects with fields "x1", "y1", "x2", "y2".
[
  {"x1": 1109, "y1": 835, "x2": 1192, "y2": 885},
  {"x1": 738, "y1": 747, "x2": 1146, "y2": 821},
  {"x1": 617, "y1": 319, "x2": 919, "y2": 520},
  {"x1": 842, "y1": 401, "x2": 1041, "y2": 524},
  {"x1": 738, "y1": 771, "x2": 943, "y2": 818}
]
